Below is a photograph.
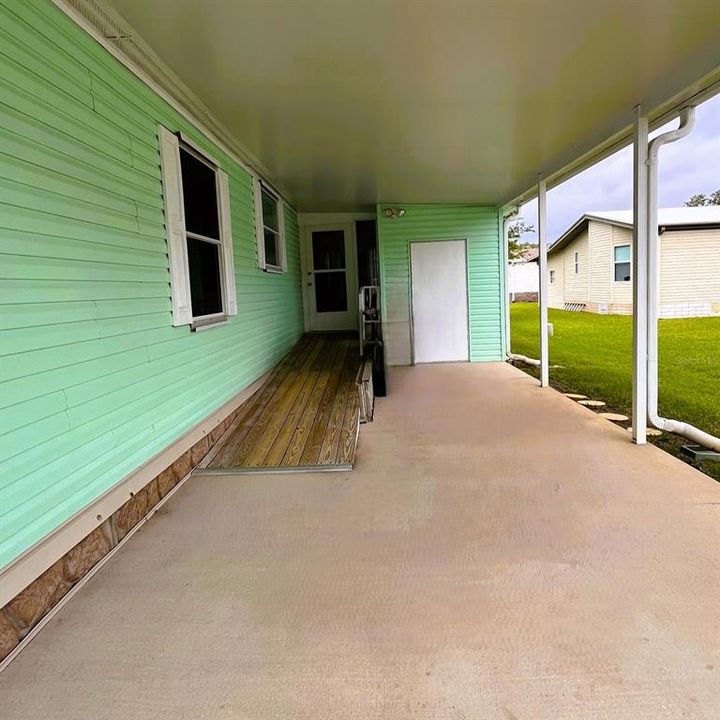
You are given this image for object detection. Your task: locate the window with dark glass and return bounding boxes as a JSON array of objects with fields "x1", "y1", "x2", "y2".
[
  {"x1": 179, "y1": 145, "x2": 224, "y2": 318},
  {"x1": 261, "y1": 188, "x2": 281, "y2": 269},
  {"x1": 311, "y1": 229, "x2": 348, "y2": 312},
  {"x1": 614, "y1": 244, "x2": 631, "y2": 282}
]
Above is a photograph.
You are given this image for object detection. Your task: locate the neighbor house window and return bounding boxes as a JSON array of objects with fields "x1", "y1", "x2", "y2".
[
  {"x1": 158, "y1": 126, "x2": 237, "y2": 328},
  {"x1": 254, "y1": 179, "x2": 286, "y2": 273},
  {"x1": 614, "y1": 244, "x2": 631, "y2": 282},
  {"x1": 549, "y1": 269, "x2": 556, "y2": 284},
  {"x1": 574, "y1": 251, "x2": 579, "y2": 274}
]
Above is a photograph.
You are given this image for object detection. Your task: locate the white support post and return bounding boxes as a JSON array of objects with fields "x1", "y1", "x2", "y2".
[
  {"x1": 632, "y1": 107, "x2": 649, "y2": 445},
  {"x1": 537, "y1": 175, "x2": 549, "y2": 387}
]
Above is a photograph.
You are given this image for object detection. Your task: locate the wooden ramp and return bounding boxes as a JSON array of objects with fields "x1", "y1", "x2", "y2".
[{"x1": 197, "y1": 333, "x2": 362, "y2": 474}]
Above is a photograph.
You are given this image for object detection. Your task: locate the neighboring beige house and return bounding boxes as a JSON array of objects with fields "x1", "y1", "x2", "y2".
[{"x1": 548, "y1": 207, "x2": 720, "y2": 317}]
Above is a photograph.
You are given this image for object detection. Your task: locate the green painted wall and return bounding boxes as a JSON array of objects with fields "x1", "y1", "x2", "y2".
[
  {"x1": 0, "y1": 0, "x2": 304, "y2": 568},
  {"x1": 377, "y1": 204, "x2": 503, "y2": 365}
]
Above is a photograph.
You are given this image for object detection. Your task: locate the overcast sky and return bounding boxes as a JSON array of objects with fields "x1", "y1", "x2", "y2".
[{"x1": 517, "y1": 93, "x2": 720, "y2": 244}]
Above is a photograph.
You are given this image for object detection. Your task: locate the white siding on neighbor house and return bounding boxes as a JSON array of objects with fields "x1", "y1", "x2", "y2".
[
  {"x1": 660, "y1": 228, "x2": 720, "y2": 317},
  {"x1": 562, "y1": 231, "x2": 590, "y2": 304},
  {"x1": 548, "y1": 253, "x2": 564, "y2": 308},
  {"x1": 509, "y1": 260, "x2": 538, "y2": 295},
  {"x1": 588, "y1": 221, "x2": 613, "y2": 307}
]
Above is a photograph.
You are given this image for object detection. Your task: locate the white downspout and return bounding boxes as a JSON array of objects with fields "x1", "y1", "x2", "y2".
[
  {"x1": 537, "y1": 175, "x2": 550, "y2": 386},
  {"x1": 502, "y1": 212, "x2": 515, "y2": 357},
  {"x1": 631, "y1": 106, "x2": 649, "y2": 445},
  {"x1": 646, "y1": 107, "x2": 720, "y2": 451},
  {"x1": 504, "y1": 211, "x2": 542, "y2": 367}
]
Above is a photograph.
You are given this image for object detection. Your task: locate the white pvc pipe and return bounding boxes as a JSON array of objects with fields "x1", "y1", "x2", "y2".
[
  {"x1": 646, "y1": 107, "x2": 720, "y2": 451},
  {"x1": 508, "y1": 353, "x2": 541, "y2": 367},
  {"x1": 502, "y1": 212, "x2": 516, "y2": 357},
  {"x1": 503, "y1": 211, "x2": 542, "y2": 369},
  {"x1": 631, "y1": 107, "x2": 649, "y2": 445},
  {"x1": 537, "y1": 176, "x2": 549, "y2": 387}
]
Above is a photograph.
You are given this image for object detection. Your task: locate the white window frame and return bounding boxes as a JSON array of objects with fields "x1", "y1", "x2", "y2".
[
  {"x1": 549, "y1": 269, "x2": 555, "y2": 284},
  {"x1": 613, "y1": 243, "x2": 632, "y2": 282},
  {"x1": 253, "y1": 178, "x2": 287, "y2": 273},
  {"x1": 573, "y1": 251, "x2": 579, "y2": 274},
  {"x1": 158, "y1": 125, "x2": 237, "y2": 328}
]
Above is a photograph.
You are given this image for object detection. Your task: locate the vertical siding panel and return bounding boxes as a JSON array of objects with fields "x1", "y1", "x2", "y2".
[
  {"x1": 562, "y1": 232, "x2": 590, "y2": 304},
  {"x1": 548, "y1": 254, "x2": 564, "y2": 308},
  {"x1": 377, "y1": 204, "x2": 502, "y2": 365},
  {"x1": 588, "y1": 222, "x2": 612, "y2": 306},
  {"x1": 0, "y1": 0, "x2": 303, "y2": 568}
]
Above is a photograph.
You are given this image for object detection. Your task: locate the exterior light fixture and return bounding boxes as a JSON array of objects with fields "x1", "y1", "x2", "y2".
[{"x1": 383, "y1": 208, "x2": 405, "y2": 219}]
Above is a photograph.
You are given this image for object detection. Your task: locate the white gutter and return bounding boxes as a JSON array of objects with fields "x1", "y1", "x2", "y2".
[{"x1": 646, "y1": 107, "x2": 720, "y2": 451}]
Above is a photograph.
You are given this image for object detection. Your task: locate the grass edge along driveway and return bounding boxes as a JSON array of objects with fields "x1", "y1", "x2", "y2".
[{"x1": 510, "y1": 302, "x2": 720, "y2": 482}]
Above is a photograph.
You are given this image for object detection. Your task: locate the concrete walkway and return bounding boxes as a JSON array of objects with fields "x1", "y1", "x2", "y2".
[{"x1": 1, "y1": 363, "x2": 718, "y2": 719}]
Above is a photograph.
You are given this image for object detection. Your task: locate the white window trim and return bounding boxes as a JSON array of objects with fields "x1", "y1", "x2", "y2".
[
  {"x1": 573, "y1": 251, "x2": 579, "y2": 274},
  {"x1": 549, "y1": 269, "x2": 555, "y2": 284},
  {"x1": 613, "y1": 243, "x2": 632, "y2": 283},
  {"x1": 254, "y1": 178, "x2": 287, "y2": 273},
  {"x1": 158, "y1": 125, "x2": 237, "y2": 327}
]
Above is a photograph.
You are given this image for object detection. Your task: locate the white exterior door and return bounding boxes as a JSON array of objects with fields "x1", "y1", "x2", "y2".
[
  {"x1": 304, "y1": 224, "x2": 358, "y2": 331},
  {"x1": 411, "y1": 240, "x2": 469, "y2": 363}
]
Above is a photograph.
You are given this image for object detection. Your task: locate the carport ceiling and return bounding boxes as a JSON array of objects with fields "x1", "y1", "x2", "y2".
[{"x1": 107, "y1": 0, "x2": 720, "y2": 211}]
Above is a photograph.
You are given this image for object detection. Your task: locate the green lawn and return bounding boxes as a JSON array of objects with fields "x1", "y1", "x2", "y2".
[{"x1": 510, "y1": 302, "x2": 720, "y2": 480}]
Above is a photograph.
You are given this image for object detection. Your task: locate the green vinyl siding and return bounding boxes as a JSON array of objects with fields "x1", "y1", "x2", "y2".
[
  {"x1": 377, "y1": 204, "x2": 502, "y2": 365},
  {"x1": 0, "y1": 0, "x2": 303, "y2": 568}
]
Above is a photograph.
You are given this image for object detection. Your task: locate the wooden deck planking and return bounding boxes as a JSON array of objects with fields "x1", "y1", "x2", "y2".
[
  {"x1": 231, "y1": 338, "x2": 329, "y2": 467},
  {"x1": 207, "y1": 333, "x2": 362, "y2": 470},
  {"x1": 298, "y1": 339, "x2": 352, "y2": 466},
  {"x1": 282, "y1": 338, "x2": 348, "y2": 466},
  {"x1": 261, "y1": 345, "x2": 332, "y2": 467},
  {"x1": 316, "y1": 343, "x2": 359, "y2": 465},
  {"x1": 223, "y1": 337, "x2": 329, "y2": 467},
  {"x1": 209, "y1": 336, "x2": 315, "y2": 467}
]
